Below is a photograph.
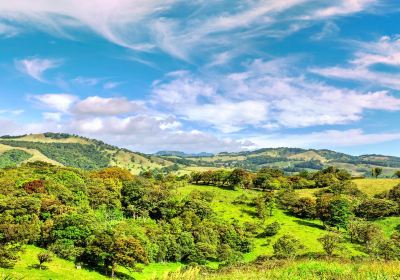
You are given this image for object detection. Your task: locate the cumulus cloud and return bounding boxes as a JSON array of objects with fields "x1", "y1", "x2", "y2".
[
  {"x1": 31, "y1": 94, "x2": 78, "y2": 112},
  {"x1": 15, "y1": 57, "x2": 62, "y2": 82},
  {"x1": 72, "y1": 96, "x2": 145, "y2": 116},
  {"x1": 152, "y1": 59, "x2": 400, "y2": 131}
]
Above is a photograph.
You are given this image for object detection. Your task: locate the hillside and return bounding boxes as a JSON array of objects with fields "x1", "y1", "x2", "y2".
[
  {"x1": 0, "y1": 133, "x2": 173, "y2": 174},
  {"x1": 158, "y1": 148, "x2": 400, "y2": 176},
  {"x1": 1, "y1": 133, "x2": 400, "y2": 177}
]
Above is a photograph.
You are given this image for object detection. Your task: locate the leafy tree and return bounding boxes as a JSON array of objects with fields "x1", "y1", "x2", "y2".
[
  {"x1": 273, "y1": 234, "x2": 304, "y2": 259},
  {"x1": 253, "y1": 168, "x2": 286, "y2": 191},
  {"x1": 289, "y1": 197, "x2": 316, "y2": 219},
  {"x1": 371, "y1": 167, "x2": 383, "y2": 178},
  {"x1": 316, "y1": 195, "x2": 352, "y2": 229},
  {"x1": 394, "y1": 171, "x2": 400, "y2": 178},
  {"x1": 355, "y1": 198, "x2": 398, "y2": 219},
  {"x1": 83, "y1": 230, "x2": 148, "y2": 278},
  {"x1": 318, "y1": 232, "x2": 342, "y2": 256},
  {"x1": 37, "y1": 252, "x2": 53, "y2": 270},
  {"x1": 227, "y1": 169, "x2": 252, "y2": 189}
]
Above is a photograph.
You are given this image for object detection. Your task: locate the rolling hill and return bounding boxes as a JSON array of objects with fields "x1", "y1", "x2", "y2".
[
  {"x1": 157, "y1": 147, "x2": 400, "y2": 177},
  {"x1": 0, "y1": 133, "x2": 173, "y2": 174},
  {"x1": 1, "y1": 133, "x2": 400, "y2": 177}
]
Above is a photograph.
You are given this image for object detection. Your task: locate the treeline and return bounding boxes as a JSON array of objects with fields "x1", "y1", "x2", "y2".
[
  {"x1": 190, "y1": 166, "x2": 352, "y2": 190},
  {"x1": 0, "y1": 163, "x2": 250, "y2": 278}
]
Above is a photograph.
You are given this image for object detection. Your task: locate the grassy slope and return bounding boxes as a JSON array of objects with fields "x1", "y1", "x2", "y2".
[{"x1": 0, "y1": 143, "x2": 62, "y2": 166}]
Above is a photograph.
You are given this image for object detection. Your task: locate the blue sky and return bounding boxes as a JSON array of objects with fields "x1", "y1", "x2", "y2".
[{"x1": 0, "y1": 0, "x2": 400, "y2": 155}]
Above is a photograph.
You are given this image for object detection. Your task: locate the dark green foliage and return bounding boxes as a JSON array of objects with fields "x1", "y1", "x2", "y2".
[
  {"x1": 289, "y1": 197, "x2": 317, "y2": 219},
  {"x1": 316, "y1": 195, "x2": 352, "y2": 229},
  {"x1": 0, "y1": 141, "x2": 109, "y2": 169},
  {"x1": 371, "y1": 167, "x2": 383, "y2": 178},
  {"x1": 258, "y1": 221, "x2": 280, "y2": 238},
  {"x1": 37, "y1": 252, "x2": 53, "y2": 269},
  {"x1": 355, "y1": 198, "x2": 398, "y2": 219},
  {"x1": 0, "y1": 149, "x2": 32, "y2": 168}
]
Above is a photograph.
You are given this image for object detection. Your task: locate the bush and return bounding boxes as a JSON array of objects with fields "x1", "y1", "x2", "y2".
[
  {"x1": 355, "y1": 198, "x2": 398, "y2": 219},
  {"x1": 318, "y1": 232, "x2": 342, "y2": 256},
  {"x1": 273, "y1": 234, "x2": 304, "y2": 259},
  {"x1": 289, "y1": 197, "x2": 316, "y2": 219},
  {"x1": 258, "y1": 222, "x2": 280, "y2": 238}
]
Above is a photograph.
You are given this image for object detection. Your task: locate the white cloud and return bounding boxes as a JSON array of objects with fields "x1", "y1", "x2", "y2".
[
  {"x1": 0, "y1": 22, "x2": 19, "y2": 37},
  {"x1": 152, "y1": 59, "x2": 400, "y2": 131},
  {"x1": 15, "y1": 57, "x2": 62, "y2": 82},
  {"x1": 0, "y1": 109, "x2": 24, "y2": 116},
  {"x1": 42, "y1": 112, "x2": 62, "y2": 122},
  {"x1": 181, "y1": 100, "x2": 269, "y2": 133},
  {"x1": 311, "y1": 35, "x2": 400, "y2": 89},
  {"x1": 0, "y1": 0, "x2": 377, "y2": 62},
  {"x1": 103, "y1": 81, "x2": 121, "y2": 90},
  {"x1": 311, "y1": 21, "x2": 340, "y2": 41},
  {"x1": 31, "y1": 93, "x2": 78, "y2": 112},
  {"x1": 72, "y1": 76, "x2": 101, "y2": 86},
  {"x1": 312, "y1": 0, "x2": 377, "y2": 18},
  {"x1": 72, "y1": 96, "x2": 145, "y2": 116}
]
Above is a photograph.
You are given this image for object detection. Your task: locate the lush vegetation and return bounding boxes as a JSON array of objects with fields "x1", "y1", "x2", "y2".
[
  {"x1": 0, "y1": 140, "x2": 110, "y2": 169},
  {"x1": 0, "y1": 161, "x2": 399, "y2": 279},
  {"x1": 0, "y1": 149, "x2": 32, "y2": 168}
]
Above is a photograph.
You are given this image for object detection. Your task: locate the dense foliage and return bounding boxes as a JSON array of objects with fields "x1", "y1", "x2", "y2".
[
  {"x1": 0, "y1": 163, "x2": 250, "y2": 277},
  {"x1": 0, "y1": 149, "x2": 32, "y2": 168},
  {"x1": 0, "y1": 140, "x2": 110, "y2": 169}
]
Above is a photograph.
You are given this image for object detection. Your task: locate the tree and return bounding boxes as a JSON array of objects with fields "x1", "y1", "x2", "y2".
[
  {"x1": 37, "y1": 252, "x2": 53, "y2": 270},
  {"x1": 253, "y1": 168, "x2": 286, "y2": 191},
  {"x1": 394, "y1": 171, "x2": 400, "y2": 178},
  {"x1": 273, "y1": 234, "x2": 304, "y2": 259},
  {"x1": 83, "y1": 230, "x2": 148, "y2": 278},
  {"x1": 355, "y1": 198, "x2": 398, "y2": 219},
  {"x1": 371, "y1": 167, "x2": 383, "y2": 178},
  {"x1": 227, "y1": 169, "x2": 252, "y2": 189},
  {"x1": 318, "y1": 232, "x2": 342, "y2": 256},
  {"x1": 316, "y1": 195, "x2": 351, "y2": 229},
  {"x1": 289, "y1": 197, "x2": 316, "y2": 219}
]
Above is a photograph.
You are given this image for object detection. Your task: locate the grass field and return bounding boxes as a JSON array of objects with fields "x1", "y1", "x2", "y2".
[
  {"x1": 157, "y1": 260, "x2": 400, "y2": 280},
  {"x1": 353, "y1": 178, "x2": 400, "y2": 196}
]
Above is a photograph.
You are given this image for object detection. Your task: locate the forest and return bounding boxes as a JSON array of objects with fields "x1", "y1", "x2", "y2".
[{"x1": 0, "y1": 162, "x2": 399, "y2": 279}]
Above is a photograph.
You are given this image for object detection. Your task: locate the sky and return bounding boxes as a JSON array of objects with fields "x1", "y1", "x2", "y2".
[{"x1": 0, "y1": 0, "x2": 400, "y2": 155}]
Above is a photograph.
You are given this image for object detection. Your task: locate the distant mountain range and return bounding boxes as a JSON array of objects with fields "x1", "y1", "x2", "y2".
[{"x1": 1, "y1": 133, "x2": 399, "y2": 176}]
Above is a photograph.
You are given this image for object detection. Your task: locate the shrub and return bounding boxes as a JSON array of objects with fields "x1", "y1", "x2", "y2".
[
  {"x1": 355, "y1": 198, "x2": 398, "y2": 219},
  {"x1": 273, "y1": 234, "x2": 304, "y2": 259},
  {"x1": 318, "y1": 232, "x2": 342, "y2": 256},
  {"x1": 289, "y1": 197, "x2": 316, "y2": 219},
  {"x1": 258, "y1": 222, "x2": 280, "y2": 238}
]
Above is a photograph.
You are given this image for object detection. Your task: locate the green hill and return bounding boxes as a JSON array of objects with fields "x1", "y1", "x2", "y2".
[
  {"x1": 0, "y1": 133, "x2": 173, "y2": 174},
  {"x1": 1, "y1": 133, "x2": 400, "y2": 177},
  {"x1": 160, "y1": 147, "x2": 400, "y2": 177}
]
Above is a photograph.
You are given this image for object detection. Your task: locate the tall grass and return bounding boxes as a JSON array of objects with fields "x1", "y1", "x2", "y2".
[{"x1": 154, "y1": 260, "x2": 400, "y2": 280}]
